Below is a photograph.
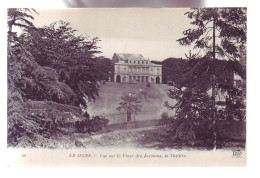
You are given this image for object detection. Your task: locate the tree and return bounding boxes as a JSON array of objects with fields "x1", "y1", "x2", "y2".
[
  {"x1": 164, "y1": 58, "x2": 238, "y2": 148},
  {"x1": 94, "y1": 56, "x2": 113, "y2": 81},
  {"x1": 161, "y1": 58, "x2": 186, "y2": 84},
  {"x1": 116, "y1": 94, "x2": 142, "y2": 123},
  {"x1": 7, "y1": 29, "x2": 89, "y2": 147},
  {"x1": 177, "y1": 8, "x2": 246, "y2": 60},
  {"x1": 8, "y1": 8, "x2": 38, "y2": 33},
  {"x1": 19, "y1": 21, "x2": 108, "y2": 108},
  {"x1": 7, "y1": 10, "x2": 109, "y2": 147},
  {"x1": 166, "y1": 8, "x2": 246, "y2": 149},
  {"x1": 185, "y1": 50, "x2": 199, "y2": 60}
]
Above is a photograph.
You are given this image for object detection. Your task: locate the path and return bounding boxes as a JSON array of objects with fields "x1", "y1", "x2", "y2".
[{"x1": 73, "y1": 119, "x2": 172, "y2": 149}]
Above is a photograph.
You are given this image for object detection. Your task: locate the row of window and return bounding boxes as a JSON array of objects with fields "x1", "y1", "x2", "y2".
[
  {"x1": 117, "y1": 66, "x2": 160, "y2": 71},
  {"x1": 125, "y1": 60, "x2": 149, "y2": 64},
  {"x1": 129, "y1": 76, "x2": 149, "y2": 81},
  {"x1": 129, "y1": 66, "x2": 149, "y2": 70},
  {"x1": 119, "y1": 75, "x2": 160, "y2": 83},
  {"x1": 130, "y1": 68, "x2": 149, "y2": 74}
]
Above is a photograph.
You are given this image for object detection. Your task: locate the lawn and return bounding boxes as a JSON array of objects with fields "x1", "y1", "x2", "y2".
[{"x1": 86, "y1": 82, "x2": 174, "y2": 124}]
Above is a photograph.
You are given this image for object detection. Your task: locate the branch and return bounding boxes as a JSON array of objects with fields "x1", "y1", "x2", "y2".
[{"x1": 202, "y1": 28, "x2": 213, "y2": 39}]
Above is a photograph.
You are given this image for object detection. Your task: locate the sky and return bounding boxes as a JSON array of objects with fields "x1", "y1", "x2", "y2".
[
  {"x1": 32, "y1": 8, "x2": 193, "y2": 61},
  {"x1": 63, "y1": 0, "x2": 203, "y2": 8}
]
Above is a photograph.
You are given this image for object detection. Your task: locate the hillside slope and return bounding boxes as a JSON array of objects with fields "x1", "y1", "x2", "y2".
[{"x1": 86, "y1": 82, "x2": 176, "y2": 124}]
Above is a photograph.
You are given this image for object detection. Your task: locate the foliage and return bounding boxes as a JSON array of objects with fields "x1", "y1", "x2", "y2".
[
  {"x1": 8, "y1": 8, "x2": 38, "y2": 33},
  {"x1": 164, "y1": 8, "x2": 246, "y2": 149},
  {"x1": 152, "y1": 58, "x2": 186, "y2": 85},
  {"x1": 158, "y1": 57, "x2": 240, "y2": 86},
  {"x1": 85, "y1": 116, "x2": 109, "y2": 133},
  {"x1": 117, "y1": 94, "x2": 142, "y2": 122},
  {"x1": 164, "y1": 57, "x2": 246, "y2": 148},
  {"x1": 94, "y1": 56, "x2": 113, "y2": 81},
  {"x1": 177, "y1": 8, "x2": 246, "y2": 60},
  {"x1": 159, "y1": 112, "x2": 174, "y2": 126},
  {"x1": 7, "y1": 39, "x2": 88, "y2": 147},
  {"x1": 18, "y1": 21, "x2": 111, "y2": 107},
  {"x1": 217, "y1": 79, "x2": 246, "y2": 121},
  {"x1": 7, "y1": 9, "x2": 110, "y2": 147},
  {"x1": 185, "y1": 50, "x2": 199, "y2": 60},
  {"x1": 164, "y1": 68, "x2": 212, "y2": 145},
  {"x1": 117, "y1": 95, "x2": 142, "y2": 114},
  {"x1": 160, "y1": 58, "x2": 186, "y2": 84}
]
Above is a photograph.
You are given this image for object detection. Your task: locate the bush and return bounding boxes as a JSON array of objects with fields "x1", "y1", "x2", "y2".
[
  {"x1": 85, "y1": 116, "x2": 109, "y2": 133},
  {"x1": 158, "y1": 112, "x2": 174, "y2": 126},
  {"x1": 158, "y1": 112, "x2": 214, "y2": 148},
  {"x1": 161, "y1": 112, "x2": 170, "y2": 120}
]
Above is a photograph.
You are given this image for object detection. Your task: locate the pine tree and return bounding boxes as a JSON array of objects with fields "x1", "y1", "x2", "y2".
[
  {"x1": 165, "y1": 8, "x2": 246, "y2": 149},
  {"x1": 117, "y1": 94, "x2": 142, "y2": 123}
]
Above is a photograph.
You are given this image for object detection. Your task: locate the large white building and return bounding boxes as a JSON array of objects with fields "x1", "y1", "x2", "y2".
[{"x1": 112, "y1": 53, "x2": 162, "y2": 84}]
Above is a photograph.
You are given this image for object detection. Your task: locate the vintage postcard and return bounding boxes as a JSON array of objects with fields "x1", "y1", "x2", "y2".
[{"x1": 7, "y1": 8, "x2": 246, "y2": 166}]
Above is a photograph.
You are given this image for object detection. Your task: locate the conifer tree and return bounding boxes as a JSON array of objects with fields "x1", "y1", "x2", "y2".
[
  {"x1": 8, "y1": 8, "x2": 38, "y2": 33},
  {"x1": 166, "y1": 8, "x2": 246, "y2": 149},
  {"x1": 7, "y1": 9, "x2": 110, "y2": 147},
  {"x1": 117, "y1": 94, "x2": 142, "y2": 123}
]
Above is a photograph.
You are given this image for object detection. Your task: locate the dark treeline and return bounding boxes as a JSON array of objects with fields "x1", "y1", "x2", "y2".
[{"x1": 152, "y1": 57, "x2": 245, "y2": 86}]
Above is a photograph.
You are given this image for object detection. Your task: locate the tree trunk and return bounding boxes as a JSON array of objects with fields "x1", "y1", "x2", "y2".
[
  {"x1": 212, "y1": 16, "x2": 217, "y2": 150},
  {"x1": 8, "y1": 14, "x2": 16, "y2": 33},
  {"x1": 127, "y1": 111, "x2": 131, "y2": 123},
  {"x1": 8, "y1": 24, "x2": 12, "y2": 33}
]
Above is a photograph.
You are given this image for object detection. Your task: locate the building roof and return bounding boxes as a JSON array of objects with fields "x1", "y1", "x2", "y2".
[
  {"x1": 113, "y1": 53, "x2": 147, "y2": 61},
  {"x1": 115, "y1": 62, "x2": 161, "y2": 67}
]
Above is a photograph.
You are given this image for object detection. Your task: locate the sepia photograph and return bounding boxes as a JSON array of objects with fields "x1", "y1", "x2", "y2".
[{"x1": 7, "y1": 7, "x2": 246, "y2": 166}]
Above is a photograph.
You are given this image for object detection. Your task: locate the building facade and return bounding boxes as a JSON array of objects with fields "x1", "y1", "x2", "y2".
[{"x1": 112, "y1": 53, "x2": 162, "y2": 84}]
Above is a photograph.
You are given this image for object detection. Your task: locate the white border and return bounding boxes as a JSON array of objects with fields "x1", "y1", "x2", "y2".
[{"x1": 1, "y1": 0, "x2": 259, "y2": 178}]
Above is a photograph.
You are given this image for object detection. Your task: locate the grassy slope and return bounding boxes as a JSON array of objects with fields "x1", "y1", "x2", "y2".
[
  {"x1": 87, "y1": 82, "x2": 175, "y2": 124},
  {"x1": 84, "y1": 82, "x2": 245, "y2": 150}
]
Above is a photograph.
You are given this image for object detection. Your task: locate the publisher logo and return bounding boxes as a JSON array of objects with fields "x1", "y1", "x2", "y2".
[{"x1": 232, "y1": 149, "x2": 242, "y2": 158}]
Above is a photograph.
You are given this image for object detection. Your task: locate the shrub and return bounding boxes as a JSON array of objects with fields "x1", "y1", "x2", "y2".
[
  {"x1": 86, "y1": 116, "x2": 109, "y2": 133},
  {"x1": 158, "y1": 112, "x2": 174, "y2": 126}
]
